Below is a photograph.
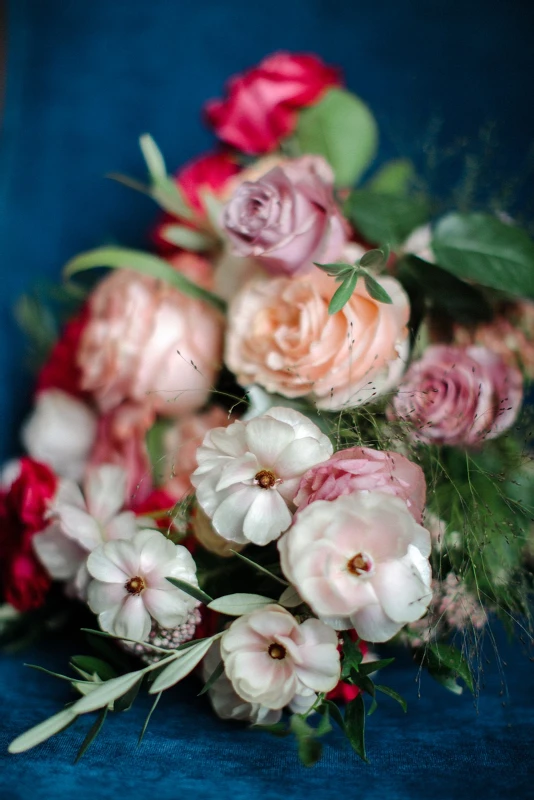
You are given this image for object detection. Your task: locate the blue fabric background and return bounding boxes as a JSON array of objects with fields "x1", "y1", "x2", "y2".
[{"x1": 1, "y1": 0, "x2": 533, "y2": 797}]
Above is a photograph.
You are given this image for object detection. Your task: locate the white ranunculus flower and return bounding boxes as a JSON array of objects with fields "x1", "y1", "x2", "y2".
[
  {"x1": 191, "y1": 407, "x2": 333, "y2": 546},
  {"x1": 33, "y1": 464, "x2": 138, "y2": 599},
  {"x1": 278, "y1": 492, "x2": 432, "y2": 643},
  {"x1": 220, "y1": 605, "x2": 340, "y2": 709},
  {"x1": 86, "y1": 528, "x2": 199, "y2": 642},
  {"x1": 21, "y1": 390, "x2": 97, "y2": 481},
  {"x1": 201, "y1": 640, "x2": 282, "y2": 726}
]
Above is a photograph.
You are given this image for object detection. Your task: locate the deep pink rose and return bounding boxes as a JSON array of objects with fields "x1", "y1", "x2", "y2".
[
  {"x1": 223, "y1": 156, "x2": 347, "y2": 276},
  {"x1": 295, "y1": 446, "x2": 426, "y2": 523},
  {"x1": 390, "y1": 345, "x2": 523, "y2": 446},
  {"x1": 77, "y1": 255, "x2": 224, "y2": 417},
  {"x1": 205, "y1": 52, "x2": 341, "y2": 154}
]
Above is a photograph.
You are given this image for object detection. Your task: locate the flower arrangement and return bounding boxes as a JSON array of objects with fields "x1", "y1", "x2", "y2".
[{"x1": 3, "y1": 52, "x2": 534, "y2": 766}]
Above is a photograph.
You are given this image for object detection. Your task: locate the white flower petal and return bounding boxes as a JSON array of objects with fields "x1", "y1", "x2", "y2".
[
  {"x1": 372, "y1": 557, "x2": 432, "y2": 623},
  {"x1": 32, "y1": 523, "x2": 86, "y2": 581},
  {"x1": 275, "y1": 436, "x2": 330, "y2": 478},
  {"x1": 87, "y1": 541, "x2": 133, "y2": 583},
  {"x1": 55, "y1": 505, "x2": 103, "y2": 551},
  {"x1": 243, "y1": 490, "x2": 292, "y2": 545},
  {"x1": 143, "y1": 588, "x2": 189, "y2": 628},
  {"x1": 85, "y1": 464, "x2": 128, "y2": 523},
  {"x1": 350, "y1": 604, "x2": 403, "y2": 643},
  {"x1": 215, "y1": 453, "x2": 258, "y2": 492},
  {"x1": 106, "y1": 594, "x2": 151, "y2": 641},
  {"x1": 211, "y1": 486, "x2": 261, "y2": 541},
  {"x1": 245, "y1": 417, "x2": 295, "y2": 466},
  {"x1": 87, "y1": 580, "x2": 129, "y2": 614},
  {"x1": 106, "y1": 511, "x2": 138, "y2": 541}
]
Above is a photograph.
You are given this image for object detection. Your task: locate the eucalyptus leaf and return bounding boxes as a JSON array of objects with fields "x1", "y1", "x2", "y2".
[
  {"x1": 139, "y1": 134, "x2": 167, "y2": 181},
  {"x1": 71, "y1": 671, "x2": 145, "y2": 714},
  {"x1": 207, "y1": 593, "x2": 275, "y2": 616},
  {"x1": 64, "y1": 247, "x2": 226, "y2": 313},
  {"x1": 362, "y1": 272, "x2": 393, "y2": 303},
  {"x1": 231, "y1": 551, "x2": 288, "y2": 587},
  {"x1": 278, "y1": 586, "x2": 302, "y2": 608},
  {"x1": 8, "y1": 708, "x2": 78, "y2": 754},
  {"x1": 159, "y1": 225, "x2": 214, "y2": 252},
  {"x1": 138, "y1": 692, "x2": 162, "y2": 746},
  {"x1": 368, "y1": 158, "x2": 416, "y2": 196},
  {"x1": 344, "y1": 190, "x2": 430, "y2": 246},
  {"x1": 432, "y1": 212, "x2": 534, "y2": 300},
  {"x1": 70, "y1": 656, "x2": 117, "y2": 682},
  {"x1": 295, "y1": 88, "x2": 378, "y2": 187},
  {"x1": 198, "y1": 660, "x2": 225, "y2": 696},
  {"x1": 165, "y1": 577, "x2": 213, "y2": 605},
  {"x1": 75, "y1": 707, "x2": 108, "y2": 763},
  {"x1": 328, "y1": 270, "x2": 359, "y2": 315},
  {"x1": 149, "y1": 638, "x2": 213, "y2": 693}
]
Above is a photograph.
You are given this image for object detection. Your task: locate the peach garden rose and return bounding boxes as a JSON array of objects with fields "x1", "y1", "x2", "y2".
[{"x1": 225, "y1": 272, "x2": 410, "y2": 411}]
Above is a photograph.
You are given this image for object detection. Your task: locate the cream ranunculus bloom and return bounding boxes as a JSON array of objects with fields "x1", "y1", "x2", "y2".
[
  {"x1": 191, "y1": 407, "x2": 333, "y2": 546},
  {"x1": 220, "y1": 605, "x2": 340, "y2": 709},
  {"x1": 278, "y1": 492, "x2": 432, "y2": 643}
]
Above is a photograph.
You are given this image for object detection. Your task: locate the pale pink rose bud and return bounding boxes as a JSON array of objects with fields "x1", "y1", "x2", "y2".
[
  {"x1": 278, "y1": 492, "x2": 432, "y2": 643},
  {"x1": 77, "y1": 261, "x2": 224, "y2": 417},
  {"x1": 390, "y1": 345, "x2": 523, "y2": 446},
  {"x1": 225, "y1": 272, "x2": 410, "y2": 410},
  {"x1": 294, "y1": 446, "x2": 426, "y2": 523},
  {"x1": 222, "y1": 156, "x2": 347, "y2": 276},
  {"x1": 22, "y1": 390, "x2": 97, "y2": 482},
  {"x1": 220, "y1": 604, "x2": 340, "y2": 709}
]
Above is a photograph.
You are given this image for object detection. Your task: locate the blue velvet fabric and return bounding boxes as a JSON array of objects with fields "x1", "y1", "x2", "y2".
[{"x1": 1, "y1": 1, "x2": 533, "y2": 796}]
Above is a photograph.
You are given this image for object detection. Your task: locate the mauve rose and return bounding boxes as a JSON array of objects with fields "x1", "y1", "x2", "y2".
[
  {"x1": 223, "y1": 156, "x2": 347, "y2": 276},
  {"x1": 225, "y1": 272, "x2": 410, "y2": 410},
  {"x1": 205, "y1": 52, "x2": 341, "y2": 154},
  {"x1": 77, "y1": 255, "x2": 224, "y2": 417},
  {"x1": 294, "y1": 446, "x2": 426, "y2": 523},
  {"x1": 152, "y1": 151, "x2": 240, "y2": 252},
  {"x1": 390, "y1": 345, "x2": 523, "y2": 446}
]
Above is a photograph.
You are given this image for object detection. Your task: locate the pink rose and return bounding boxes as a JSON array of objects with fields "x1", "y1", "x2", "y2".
[
  {"x1": 161, "y1": 406, "x2": 232, "y2": 501},
  {"x1": 225, "y1": 272, "x2": 410, "y2": 410},
  {"x1": 390, "y1": 345, "x2": 523, "y2": 446},
  {"x1": 205, "y1": 52, "x2": 341, "y2": 154},
  {"x1": 89, "y1": 402, "x2": 155, "y2": 505},
  {"x1": 294, "y1": 446, "x2": 426, "y2": 523},
  {"x1": 77, "y1": 256, "x2": 224, "y2": 417},
  {"x1": 223, "y1": 156, "x2": 347, "y2": 276}
]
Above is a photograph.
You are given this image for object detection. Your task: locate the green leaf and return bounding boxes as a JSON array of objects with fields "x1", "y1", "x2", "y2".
[
  {"x1": 70, "y1": 656, "x2": 117, "y2": 682},
  {"x1": 149, "y1": 638, "x2": 213, "y2": 694},
  {"x1": 328, "y1": 270, "x2": 359, "y2": 315},
  {"x1": 427, "y1": 668, "x2": 464, "y2": 696},
  {"x1": 278, "y1": 585, "x2": 302, "y2": 608},
  {"x1": 25, "y1": 664, "x2": 91, "y2": 685},
  {"x1": 359, "y1": 246, "x2": 389, "y2": 270},
  {"x1": 75, "y1": 707, "x2": 108, "y2": 763},
  {"x1": 165, "y1": 577, "x2": 213, "y2": 606},
  {"x1": 367, "y1": 159, "x2": 416, "y2": 196},
  {"x1": 138, "y1": 692, "x2": 162, "y2": 746},
  {"x1": 252, "y1": 721, "x2": 290, "y2": 737},
  {"x1": 362, "y1": 271, "x2": 393, "y2": 303},
  {"x1": 8, "y1": 708, "x2": 78, "y2": 753},
  {"x1": 113, "y1": 676, "x2": 143, "y2": 712},
  {"x1": 367, "y1": 696, "x2": 378, "y2": 716},
  {"x1": 290, "y1": 715, "x2": 323, "y2": 768},
  {"x1": 295, "y1": 88, "x2": 378, "y2": 187},
  {"x1": 341, "y1": 632, "x2": 363, "y2": 674},
  {"x1": 139, "y1": 134, "x2": 167, "y2": 181},
  {"x1": 344, "y1": 190, "x2": 430, "y2": 246},
  {"x1": 71, "y1": 671, "x2": 145, "y2": 714},
  {"x1": 159, "y1": 224, "x2": 214, "y2": 252},
  {"x1": 344, "y1": 695, "x2": 368, "y2": 762},
  {"x1": 432, "y1": 212, "x2": 534, "y2": 300},
  {"x1": 197, "y1": 660, "x2": 225, "y2": 696},
  {"x1": 230, "y1": 551, "x2": 288, "y2": 587},
  {"x1": 314, "y1": 261, "x2": 354, "y2": 277},
  {"x1": 349, "y1": 671, "x2": 375, "y2": 696},
  {"x1": 207, "y1": 593, "x2": 275, "y2": 616},
  {"x1": 374, "y1": 684, "x2": 407, "y2": 713},
  {"x1": 358, "y1": 658, "x2": 395, "y2": 676},
  {"x1": 427, "y1": 643, "x2": 474, "y2": 694},
  {"x1": 321, "y1": 699, "x2": 346, "y2": 733},
  {"x1": 64, "y1": 247, "x2": 226, "y2": 313}
]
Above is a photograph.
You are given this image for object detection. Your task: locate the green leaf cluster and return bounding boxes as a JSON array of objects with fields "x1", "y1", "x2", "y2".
[{"x1": 315, "y1": 246, "x2": 392, "y2": 315}]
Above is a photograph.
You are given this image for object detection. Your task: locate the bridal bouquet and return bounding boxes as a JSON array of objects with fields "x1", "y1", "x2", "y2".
[{"x1": 4, "y1": 52, "x2": 534, "y2": 766}]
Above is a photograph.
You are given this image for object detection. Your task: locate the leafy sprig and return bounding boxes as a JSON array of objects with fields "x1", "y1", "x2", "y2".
[{"x1": 315, "y1": 245, "x2": 392, "y2": 315}]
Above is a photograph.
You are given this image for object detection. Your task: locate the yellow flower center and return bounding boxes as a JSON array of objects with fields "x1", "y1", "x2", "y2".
[
  {"x1": 125, "y1": 576, "x2": 146, "y2": 595},
  {"x1": 255, "y1": 469, "x2": 277, "y2": 489}
]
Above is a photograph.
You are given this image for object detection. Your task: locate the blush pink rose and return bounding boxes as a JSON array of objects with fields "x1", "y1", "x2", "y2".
[
  {"x1": 161, "y1": 406, "x2": 232, "y2": 501},
  {"x1": 77, "y1": 255, "x2": 224, "y2": 417},
  {"x1": 294, "y1": 446, "x2": 426, "y2": 523},
  {"x1": 225, "y1": 272, "x2": 410, "y2": 410},
  {"x1": 222, "y1": 156, "x2": 347, "y2": 276},
  {"x1": 205, "y1": 52, "x2": 341, "y2": 154},
  {"x1": 390, "y1": 345, "x2": 523, "y2": 446},
  {"x1": 89, "y1": 402, "x2": 155, "y2": 505}
]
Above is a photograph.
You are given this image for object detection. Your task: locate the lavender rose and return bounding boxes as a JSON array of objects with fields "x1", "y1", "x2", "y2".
[
  {"x1": 294, "y1": 446, "x2": 426, "y2": 523},
  {"x1": 390, "y1": 345, "x2": 523, "y2": 446},
  {"x1": 222, "y1": 155, "x2": 347, "y2": 276}
]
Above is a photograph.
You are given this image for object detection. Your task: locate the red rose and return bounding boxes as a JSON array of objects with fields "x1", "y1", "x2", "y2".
[
  {"x1": 0, "y1": 458, "x2": 57, "y2": 611},
  {"x1": 204, "y1": 52, "x2": 341, "y2": 154},
  {"x1": 36, "y1": 308, "x2": 90, "y2": 399},
  {"x1": 152, "y1": 151, "x2": 240, "y2": 251}
]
